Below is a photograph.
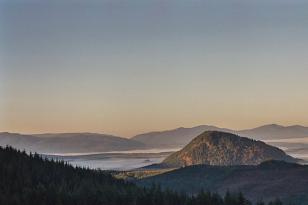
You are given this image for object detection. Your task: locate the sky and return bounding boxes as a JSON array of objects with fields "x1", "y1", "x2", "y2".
[{"x1": 1, "y1": 0, "x2": 308, "y2": 137}]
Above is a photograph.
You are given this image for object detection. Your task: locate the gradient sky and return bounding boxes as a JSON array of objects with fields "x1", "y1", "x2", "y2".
[{"x1": 1, "y1": 0, "x2": 308, "y2": 137}]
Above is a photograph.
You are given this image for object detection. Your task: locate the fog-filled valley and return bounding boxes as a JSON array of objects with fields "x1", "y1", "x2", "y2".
[
  {"x1": 44, "y1": 150, "x2": 176, "y2": 171},
  {"x1": 2, "y1": 128, "x2": 308, "y2": 204},
  {"x1": 1, "y1": 124, "x2": 308, "y2": 170}
]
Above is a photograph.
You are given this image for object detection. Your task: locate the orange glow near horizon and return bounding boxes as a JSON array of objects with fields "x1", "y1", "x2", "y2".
[{"x1": 1, "y1": 0, "x2": 308, "y2": 137}]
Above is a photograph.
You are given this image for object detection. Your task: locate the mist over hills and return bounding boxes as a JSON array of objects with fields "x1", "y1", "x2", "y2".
[
  {"x1": 132, "y1": 125, "x2": 232, "y2": 149},
  {"x1": 0, "y1": 132, "x2": 144, "y2": 154},
  {"x1": 1, "y1": 124, "x2": 308, "y2": 155},
  {"x1": 132, "y1": 124, "x2": 308, "y2": 149},
  {"x1": 162, "y1": 131, "x2": 297, "y2": 167},
  {"x1": 238, "y1": 124, "x2": 308, "y2": 140}
]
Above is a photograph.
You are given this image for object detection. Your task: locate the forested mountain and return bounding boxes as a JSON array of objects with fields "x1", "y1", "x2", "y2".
[
  {"x1": 0, "y1": 132, "x2": 145, "y2": 154},
  {"x1": 162, "y1": 131, "x2": 297, "y2": 167},
  {"x1": 0, "y1": 146, "x2": 280, "y2": 205},
  {"x1": 138, "y1": 161, "x2": 308, "y2": 204}
]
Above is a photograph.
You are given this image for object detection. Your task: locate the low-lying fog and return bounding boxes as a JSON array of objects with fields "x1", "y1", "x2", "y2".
[
  {"x1": 265, "y1": 137, "x2": 308, "y2": 162},
  {"x1": 45, "y1": 149, "x2": 179, "y2": 171},
  {"x1": 45, "y1": 138, "x2": 308, "y2": 171}
]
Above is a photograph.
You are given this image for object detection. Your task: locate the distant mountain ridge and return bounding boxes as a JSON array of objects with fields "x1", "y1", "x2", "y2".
[
  {"x1": 2, "y1": 123, "x2": 308, "y2": 154},
  {"x1": 132, "y1": 124, "x2": 308, "y2": 149},
  {"x1": 0, "y1": 132, "x2": 144, "y2": 154},
  {"x1": 238, "y1": 124, "x2": 308, "y2": 140},
  {"x1": 132, "y1": 125, "x2": 232, "y2": 149},
  {"x1": 162, "y1": 131, "x2": 297, "y2": 167}
]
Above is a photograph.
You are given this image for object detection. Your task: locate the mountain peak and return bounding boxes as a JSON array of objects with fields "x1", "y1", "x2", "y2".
[
  {"x1": 254, "y1": 124, "x2": 284, "y2": 129},
  {"x1": 162, "y1": 131, "x2": 297, "y2": 167}
]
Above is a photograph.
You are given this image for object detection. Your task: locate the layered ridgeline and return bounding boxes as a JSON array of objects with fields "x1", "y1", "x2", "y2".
[
  {"x1": 2, "y1": 124, "x2": 308, "y2": 154},
  {"x1": 132, "y1": 124, "x2": 308, "y2": 149},
  {"x1": 132, "y1": 125, "x2": 232, "y2": 149},
  {"x1": 0, "y1": 132, "x2": 145, "y2": 154},
  {"x1": 238, "y1": 124, "x2": 308, "y2": 140},
  {"x1": 162, "y1": 131, "x2": 297, "y2": 167}
]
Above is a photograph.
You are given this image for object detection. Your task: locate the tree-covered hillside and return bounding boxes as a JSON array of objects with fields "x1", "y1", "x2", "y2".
[
  {"x1": 0, "y1": 146, "x2": 284, "y2": 205},
  {"x1": 138, "y1": 161, "x2": 308, "y2": 204}
]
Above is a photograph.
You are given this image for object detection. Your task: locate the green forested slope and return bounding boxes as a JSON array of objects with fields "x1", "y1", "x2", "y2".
[{"x1": 0, "y1": 146, "x2": 271, "y2": 205}]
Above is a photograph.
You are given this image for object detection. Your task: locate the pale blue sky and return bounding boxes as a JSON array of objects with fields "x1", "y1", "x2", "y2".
[{"x1": 1, "y1": 0, "x2": 308, "y2": 136}]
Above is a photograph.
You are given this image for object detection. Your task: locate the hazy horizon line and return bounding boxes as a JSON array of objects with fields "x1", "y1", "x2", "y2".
[{"x1": 1, "y1": 123, "x2": 307, "y2": 139}]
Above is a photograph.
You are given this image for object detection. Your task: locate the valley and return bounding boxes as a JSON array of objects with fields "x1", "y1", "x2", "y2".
[
  {"x1": 2, "y1": 127, "x2": 308, "y2": 204},
  {"x1": 44, "y1": 150, "x2": 176, "y2": 171},
  {"x1": 2, "y1": 124, "x2": 308, "y2": 171}
]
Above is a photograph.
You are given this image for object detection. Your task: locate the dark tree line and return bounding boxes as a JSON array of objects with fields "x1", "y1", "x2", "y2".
[{"x1": 0, "y1": 146, "x2": 283, "y2": 205}]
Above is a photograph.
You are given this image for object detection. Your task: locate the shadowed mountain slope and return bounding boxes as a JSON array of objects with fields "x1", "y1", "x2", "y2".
[{"x1": 138, "y1": 160, "x2": 308, "y2": 204}]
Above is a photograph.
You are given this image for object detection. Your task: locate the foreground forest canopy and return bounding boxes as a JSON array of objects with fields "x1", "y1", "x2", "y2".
[{"x1": 0, "y1": 146, "x2": 284, "y2": 205}]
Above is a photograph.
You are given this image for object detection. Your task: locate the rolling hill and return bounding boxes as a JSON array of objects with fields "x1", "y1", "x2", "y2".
[
  {"x1": 132, "y1": 124, "x2": 308, "y2": 149},
  {"x1": 132, "y1": 125, "x2": 232, "y2": 148},
  {"x1": 0, "y1": 132, "x2": 145, "y2": 154},
  {"x1": 2, "y1": 123, "x2": 308, "y2": 154},
  {"x1": 238, "y1": 124, "x2": 308, "y2": 140},
  {"x1": 161, "y1": 131, "x2": 297, "y2": 167}
]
